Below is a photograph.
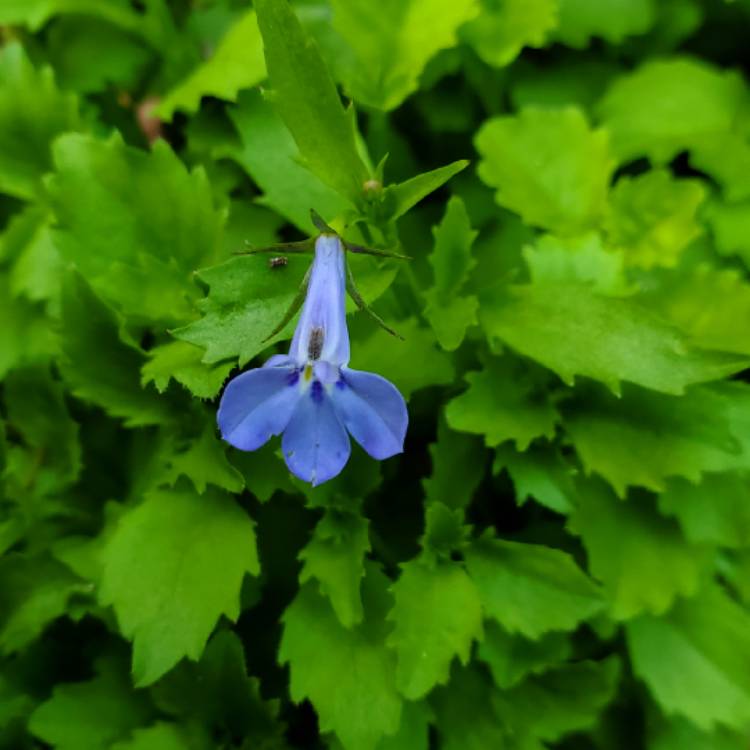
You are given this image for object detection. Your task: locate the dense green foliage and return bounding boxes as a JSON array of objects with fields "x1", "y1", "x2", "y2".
[{"x1": 2, "y1": 0, "x2": 750, "y2": 748}]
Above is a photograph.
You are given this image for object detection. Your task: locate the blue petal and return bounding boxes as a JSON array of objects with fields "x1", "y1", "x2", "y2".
[
  {"x1": 332, "y1": 368, "x2": 408, "y2": 460},
  {"x1": 217, "y1": 366, "x2": 300, "y2": 451},
  {"x1": 282, "y1": 384, "x2": 351, "y2": 486}
]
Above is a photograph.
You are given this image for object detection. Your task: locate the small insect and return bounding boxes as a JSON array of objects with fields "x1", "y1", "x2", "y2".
[
  {"x1": 307, "y1": 327, "x2": 325, "y2": 361},
  {"x1": 268, "y1": 256, "x2": 288, "y2": 269}
]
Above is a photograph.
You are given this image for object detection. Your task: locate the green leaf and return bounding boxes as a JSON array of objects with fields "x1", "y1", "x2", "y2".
[
  {"x1": 151, "y1": 630, "x2": 280, "y2": 743},
  {"x1": 299, "y1": 510, "x2": 371, "y2": 628},
  {"x1": 604, "y1": 169, "x2": 705, "y2": 268},
  {"x1": 464, "y1": 535, "x2": 603, "y2": 638},
  {"x1": 279, "y1": 571, "x2": 403, "y2": 750},
  {"x1": 563, "y1": 384, "x2": 750, "y2": 496},
  {"x1": 475, "y1": 107, "x2": 613, "y2": 235},
  {"x1": 141, "y1": 341, "x2": 233, "y2": 400},
  {"x1": 627, "y1": 585, "x2": 750, "y2": 730},
  {"x1": 648, "y1": 714, "x2": 750, "y2": 750},
  {"x1": 0, "y1": 42, "x2": 81, "y2": 200},
  {"x1": 554, "y1": 0, "x2": 656, "y2": 47},
  {"x1": 0, "y1": 276, "x2": 57, "y2": 379},
  {"x1": 461, "y1": 0, "x2": 557, "y2": 68},
  {"x1": 478, "y1": 622, "x2": 572, "y2": 689},
  {"x1": 705, "y1": 198, "x2": 750, "y2": 269},
  {"x1": 226, "y1": 90, "x2": 349, "y2": 232},
  {"x1": 493, "y1": 657, "x2": 621, "y2": 743},
  {"x1": 0, "y1": 0, "x2": 143, "y2": 33},
  {"x1": 59, "y1": 273, "x2": 174, "y2": 427},
  {"x1": 597, "y1": 58, "x2": 748, "y2": 164},
  {"x1": 494, "y1": 443, "x2": 577, "y2": 515},
  {"x1": 446, "y1": 357, "x2": 558, "y2": 449},
  {"x1": 28, "y1": 658, "x2": 153, "y2": 750},
  {"x1": 569, "y1": 481, "x2": 708, "y2": 619},
  {"x1": 99, "y1": 485, "x2": 259, "y2": 685},
  {"x1": 230, "y1": 445, "x2": 295, "y2": 502},
  {"x1": 691, "y1": 132, "x2": 750, "y2": 203},
  {"x1": 165, "y1": 425, "x2": 244, "y2": 495},
  {"x1": 641, "y1": 264, "x2": 750, "y2": 356},
  {"x1": 177, "y1": 252, "x2": 397, "y2": 367},
  {"x1": 658, "y1": 473, "x2": 750, "y2": 548},
  {"x1": 0, "y1": 553, "x2": 86, "y2": 654},
  {"x1": 422, "y1": 417, "x2": 487, "y2": 511},
  {"x1": 109, "y1": 723, "x2": 201, "y2": 750},
  {"x1": 431, "y1": 665, "x2": 506, "y2": 750},
  {"x1": 350, "y1": 317, "x2": 454, "y2": 400},
  {"x1": 522, "y1": 232, "x2": 629, "y2": 296},
  {"x1": 423, "y1": 196, "x2": 479, "y2": 351},
  {"x1": 158, "y1": 9, "x2": 266, "y2": 119},
  {"x1": 383, "y1": 160, "x2": 469, "y2": 223},
  {"x1": 330, "y1": 0, "x2": 479, "y2": 111},
  {"x1": 254, "y1": 0, "x2": 369, "y2": 203},
  {"x1": 48, "y1": 133, "x2": 223, "y2": 325},
  {"x1": 3, "y1": 367, "x2": 81, "y2": 498},
  {"x1": 388, "y1": 559, "x2": 483, "y2": 699},
  {"x1": 480, "y1": 282, "x2": 748, "y2": 395},
  {"x1": 46, "y1": 17, "x2": 151, "y2": 94}
]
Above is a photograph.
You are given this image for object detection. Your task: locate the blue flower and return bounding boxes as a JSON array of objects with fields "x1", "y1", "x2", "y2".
[{"x1": 218, "y1": 233, "x2": 408, "y2": 486}]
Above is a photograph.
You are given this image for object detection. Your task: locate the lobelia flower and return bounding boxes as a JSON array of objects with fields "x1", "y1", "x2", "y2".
[{"x1": 217, "y1": 232, "x2": 408, "y2": 486}]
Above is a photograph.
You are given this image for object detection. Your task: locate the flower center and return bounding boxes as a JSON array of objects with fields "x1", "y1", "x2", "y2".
[{"x1": 308, "y1": 326, "x2": 324, "y2": 361}]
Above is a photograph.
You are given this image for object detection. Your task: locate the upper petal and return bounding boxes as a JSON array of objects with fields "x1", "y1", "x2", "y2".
[
  {"x1": 282, "y1": 384, "x2": 351, "y2": 486},
  {"x1": 217, "y1": 366, "x2": 300, "y2": 451},
  {"x1": 332, "y1": 368, "x2": 408, "y2": 460}
]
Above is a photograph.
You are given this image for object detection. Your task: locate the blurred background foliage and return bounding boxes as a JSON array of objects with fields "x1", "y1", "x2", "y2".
[{"x1": 2, "y1": 0, "x2": 750, "y2": 748}]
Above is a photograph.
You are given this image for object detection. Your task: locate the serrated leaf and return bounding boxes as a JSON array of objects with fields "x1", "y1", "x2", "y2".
[
  {"x1": 254, "y1": 0, "x2": 369, "y2": 204},
  {"x1": 479, "y1": 282, "x2": 748, "y2": 395},
  {"x1": 28, "y1": 658, "x2": 153, "y2": 750},
  {"x1": 493, "y1": 657, "x2": 621, "y2": 743},
  {"x1": 151, "y1": 630, "x2": 280, "y2": 743},
  {"x1": 554, "y1": 0, "x2": 655, "y2": 47},
  {"x1": 691, "y1": 132, "x2": 750, "y2": 203},
  {"x1": 563, "y1": 384, "x2": 750, "y2": 496},
  {"x1": 423, "y1": 196, "x2": 478, "y2": 351},
  {"x1": 176, "y1": 252, "x2": 397, "y2": 367},
  {"x1": 464, "y1": 536, "x2": 603, "y2": 638},
  {"x1": 48, "y1": 133, "x2": 223, "y2": 325},
  {"x1": 99, "y1": 485, "x2": 259, "y2": 685},
  {"x1": 226, "y1": 90, "x2": 349, "y2": 232},
  {"x1": 569, "y1": 481, "x2": 708, "y2": 620},
  {"x1": 299, "y1": 510, "x2": 371, "y2": 628},
  {"x1": 3, "y1": 367, "x2": 80, "y2": 499},
  {"x1": 627, "y1": 585, "x2": 750, "y2": 730},
  {"x1": 479, "y1": 622, "x2": 572, "y2": 690},
  {"x1": 0, "y1": 276, "x2": 57, "y2": 379},
  {"x1": 642, "y1": 265, "x2": 750, "y2": 355},
  {"x1": 461, "y1": 0, "x2": 557, "y2": 68},
  {"x1": 431, "y1": 665, "x2": 506, "y2": 750},
  {"x1": 330, "y1": 0, "x2": 478, "y2": 111},
  {"x1": 0, "y1": 42, "x2": 82, "y2": 199},
  {"x1": 648, "y1": 714, "x2": 749, "y2": 750},
  {"x1": 446, "y1": 357, "x2": 558, "y2": 449},
  {"x1": 165, "y1": 425, "x2": 244, "y2": 495},
  {"x1": 350, "y1": 317, "x2": 454, "y2": 399},
  {"x1": 109, "y1": 723, "x2": 202, "y2": 750},
  {"x1": 523, "y1": 232, "x2": 629, "y2": 296},
  {"x1": 159, "y1": 9, "x2": 266, "y2": 119},
  {"x1": 597, "y1": 58, "x2": 747, "y2": 164},
  {"x1": 141, "y1": 341, "x2": 233, "y2": 400},
  {"x1": 704, "y1": 198, "x2": 750, "y2": 269},
  {"x1": 0, "y1": 553, "x2": 87, "y2": 654},
  {"x1": 475, "y1": 107, "x2": 613, "y2": 235},
  {"x1": 658, "y1": 473, "x2": 750, "y2": 548},
  {"x1": 604, "y1": 169, "x2": 705, "y2": 268},
  {"x1": 423, "y1": 417, "x2": 487, "y2": 510},
  {"x1": 388, "y1": 559, "x2": 482, "y2": 699},
  {"x1": 279, "y1": 571, "x2": 402, "y2": 750},
  {"x1": 59, "y1": 273, "x2": 173, "y2": 427},
  {"x1": 494, "y1": 444, "x2": 576, "y2": 515}
]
